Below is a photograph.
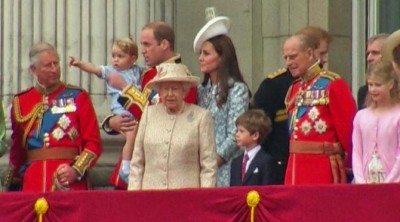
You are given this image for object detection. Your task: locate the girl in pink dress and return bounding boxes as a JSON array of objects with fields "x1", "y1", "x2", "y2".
[{"x1": 352, "y1": 61, "x2": 400, "y2": 183}]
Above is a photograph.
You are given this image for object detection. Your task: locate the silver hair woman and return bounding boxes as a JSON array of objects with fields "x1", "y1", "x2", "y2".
[{"x1": 128, "y1": 63, "x2": 217, "y2": 190}]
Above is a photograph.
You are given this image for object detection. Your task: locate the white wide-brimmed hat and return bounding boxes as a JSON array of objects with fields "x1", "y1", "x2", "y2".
[
  {"x1": 382, "y1": 29, "x2": 400, "y2": 62},
  {"x1": 147, "y1": 63, "x2": 200, "y2": 89},
  {"x1": 193, "y1": 7, "x2": 231, "y2": 54}
]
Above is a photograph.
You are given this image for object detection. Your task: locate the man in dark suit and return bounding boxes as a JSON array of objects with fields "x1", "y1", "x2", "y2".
[{"x1": 230, "y1": 110, "x2": 273, "y2": 186}]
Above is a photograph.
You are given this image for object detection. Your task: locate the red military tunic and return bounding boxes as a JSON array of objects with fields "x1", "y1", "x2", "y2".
[
  {"x1": 7, "y1": 83, "x2": 102, "y2": 192},
  {"x1": 106, "y1": 55, "x2": 197, "y2": 189},
  {"x1": 284, "y1": 64, "x2": 356, "y2": 184}
]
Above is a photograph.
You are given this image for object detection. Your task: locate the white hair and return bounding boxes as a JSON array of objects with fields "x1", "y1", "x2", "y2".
[
  {"x1": 153, "y1": 81, "x2": 192, "y2": 95},
  {"x1": 29, "y1": 42, "x2": 57, "y2": 66}
]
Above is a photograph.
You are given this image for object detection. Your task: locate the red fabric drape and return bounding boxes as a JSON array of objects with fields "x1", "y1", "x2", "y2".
[{"x1": 0, "y1": 184, "x2": 399, "y2": 222}]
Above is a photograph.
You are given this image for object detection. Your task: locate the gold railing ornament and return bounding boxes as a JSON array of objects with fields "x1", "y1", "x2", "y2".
[
  {"x1": 246, "y1": 190, "x2": 260, "y2": 222},
  {"x1": 34, "y1": 197, "x2": 49, "y2": 222}
]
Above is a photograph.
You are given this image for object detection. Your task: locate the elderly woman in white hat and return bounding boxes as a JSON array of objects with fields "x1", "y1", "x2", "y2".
[
  {"x1": 193, "y1": 8, "x2": 250, "y2": 187},
  {"x1": 127, "y1": 63, "x2": 217, "y2": 190},
  {"x1": 382, "y1": 29, "x2": 400, "y2": 74}
]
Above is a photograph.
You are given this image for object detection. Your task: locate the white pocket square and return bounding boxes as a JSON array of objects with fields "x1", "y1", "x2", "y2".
[{"x1": 253, "y1": 168, "x2": 259, "y2": 173}]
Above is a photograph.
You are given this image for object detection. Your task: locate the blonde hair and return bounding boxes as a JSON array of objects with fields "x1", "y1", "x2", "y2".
[
  {"x1": 113, "y1": 37, "x2": 138, "y2": 57},
  {"x1": 366, "y1": 61, "x2": 400, "y2": 107}
]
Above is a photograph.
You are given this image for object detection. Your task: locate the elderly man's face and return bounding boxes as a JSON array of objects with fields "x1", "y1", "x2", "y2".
[
  {"x1": 158, "y1": 81, "x2": 187, "y2": 114},
  {"x1": 30, "y1": 50, "x2": 61, "y2": 88},
  {"x1": 283, "y1": 37, "x2": 315, "y2": 78}
]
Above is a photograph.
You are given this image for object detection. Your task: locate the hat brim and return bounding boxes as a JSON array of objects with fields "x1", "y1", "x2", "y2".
[
  {"x1": 193, "y1": 16, "x2": 231, "y2": 54},
  {"x1": 382, "y1": 29, "x2": 400, "y2": 62},
  {"x1": 147, "y1": 76, "x2": 200, "y2": 90}
]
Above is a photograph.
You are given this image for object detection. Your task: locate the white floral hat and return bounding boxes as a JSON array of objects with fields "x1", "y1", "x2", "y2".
[
  {"x1": 382, "y1": 29, "x2": 400, "y2": 62},
  {"x1": 147, "y1": 63, "x2": 200, "y2": 89},
  {"x1": 193, "y1": 7, "x2": 231, "y2": 54}
]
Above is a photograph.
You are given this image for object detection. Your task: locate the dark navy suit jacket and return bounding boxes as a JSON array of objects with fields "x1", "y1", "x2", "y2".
[{"x1": 230, "y1": 149, "x2": 273, "y2": 186}]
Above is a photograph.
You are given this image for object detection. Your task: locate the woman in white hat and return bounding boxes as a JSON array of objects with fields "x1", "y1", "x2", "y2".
[
  {"x1": 194, "y1": 11, "x2": 250, "y2": 187},
  {"x1": 127, "y1": 63, "x2": 217, "y2": 190}
]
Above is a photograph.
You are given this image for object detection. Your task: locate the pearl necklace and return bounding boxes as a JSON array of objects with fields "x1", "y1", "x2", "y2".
[{"x1": 165, "y1": 102, "x2": 186, "y2": 115}]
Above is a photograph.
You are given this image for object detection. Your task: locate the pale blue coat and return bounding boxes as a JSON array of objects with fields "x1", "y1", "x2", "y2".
[{"x1": 198, "y1": 80, "x2": 249, "y2": 187}]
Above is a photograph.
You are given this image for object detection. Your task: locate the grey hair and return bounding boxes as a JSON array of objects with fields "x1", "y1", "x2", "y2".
[
  {"x1": 367, "y1": 33, "x2": 389, "y2": 45},
  {"x1": 153, "y1": 81, "x2": 192, "y2": 95},
  {"x1": 295, "y1": 33, "x2": 319, "y2": 51},
  {"x1": 29, "y1": 42, "x2": 57, "y2": 66}
]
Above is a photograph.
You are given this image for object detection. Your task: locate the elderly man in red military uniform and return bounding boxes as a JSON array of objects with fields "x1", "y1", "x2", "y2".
[
  {"x1": 252, "y1": 26, "x2": 332, "y2": 185},
  {"x1": 3, "y1": 42, "x2": 102, "y2": 192},
  {"x1": 283, "y1": 33, "x2": 357, "y2": 184},
  {"x1": 102, "y1": 22, "x2": 197, "y2": 189}
]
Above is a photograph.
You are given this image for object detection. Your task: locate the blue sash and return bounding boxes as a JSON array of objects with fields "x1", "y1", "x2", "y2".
[
  {"x1": 288, "y1": 77, "x2": 330, "y2": 134},
  {"x1": 27, "y1": 88, "x2": 80, "y2": 149}
]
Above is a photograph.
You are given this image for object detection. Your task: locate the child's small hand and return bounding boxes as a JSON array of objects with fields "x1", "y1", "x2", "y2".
[{"x1": 68, "y1": 56, "x2": 80, "y2": 67}]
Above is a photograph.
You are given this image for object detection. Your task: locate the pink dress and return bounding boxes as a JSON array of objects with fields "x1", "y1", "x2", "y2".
[{"x1": 352, "y1": 105, "x2": 400, "y2": 183}]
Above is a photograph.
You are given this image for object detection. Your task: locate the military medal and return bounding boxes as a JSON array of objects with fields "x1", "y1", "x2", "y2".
[
  {"x1": 308, "y1": 107, "x2": 320, "y2": 121},
  {"x1": 314, "y1": 119, "x2": 327, "y2": 134},
  {"x1": 58, "y1": 114, "x2": 71, "y2": 130},
  {"x1": 66, "y1": 98, "x2": 77, "y2": 112},
  {"x1": 51, "y1": 97, "x2": 77, "y2": 114},
  {"x1": 68, "y1": 127, "x2": 79, "y2": 141},
  {"x1": 319, "y1": 97, "x2": 329, "y2": 105},
  {"x1": 52, "y1": 127, "x2": 65, "y2": 141},
  {"x1": 300, "y1": 120, "x2": 312, "y2": 135}
]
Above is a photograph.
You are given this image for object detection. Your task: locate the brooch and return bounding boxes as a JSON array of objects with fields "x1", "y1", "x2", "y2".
[{"x1": 187, "y1": 110, "x2": 194, "y2": 122}]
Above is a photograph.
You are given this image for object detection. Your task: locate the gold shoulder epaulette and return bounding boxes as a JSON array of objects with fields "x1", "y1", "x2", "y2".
[
  {"x1": 66, "y1": 84, "x2": 83, "y2": 91},
  {"x1": 267, "y1": 68, "x2": 287, "y2": 79},
  {"x1": 320, "y1": 70, "x2": 341, "y2": 81}
]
